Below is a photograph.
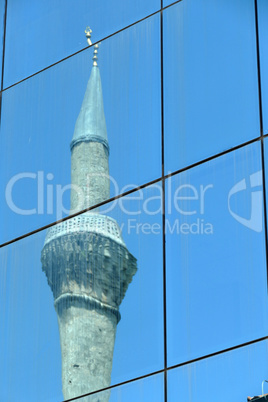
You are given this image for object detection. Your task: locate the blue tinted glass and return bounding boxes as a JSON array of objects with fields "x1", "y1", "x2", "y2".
[
  {"x1": 168, "y1": 340, "x2": 268, "y2": 402},
  {"x1": 162, "y1": 0, "x2": 176, "y2": 7},
  {"x1": 164, "y1": 0, "x2": 259, "y2": 174},
  {"x1": 258, "y1": 0, "x2": 268, "y2": 134},
  {"x1": 166, "y1": 142, "x2": 268, "y2": 366},
  {"x1": 263, "y1": 137, "x2": 268, "y2": 225},
  {"x1": 0, "y1": 184, "x2": 163, "y2": 401},
  {"x1": 0, "y1": 0, "x2": 5, "y2": 89},
  {"x1": 99, "y1": 184, "x2": 164, "y2": 384},
  {"x1": 0, "y1": 14, "x2": 161, "y2": 244},
  {"x1": 0, "y1": 232, "x2": 63, "y2": 402},
  {"x1": 4, "y1": 0, "x2": 160, "y2": 87},
  {"x1": 73, "y1": 373, "x2": 164, "y2": 402}
]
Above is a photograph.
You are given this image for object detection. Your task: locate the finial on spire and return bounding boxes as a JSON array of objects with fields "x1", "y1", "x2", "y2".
[
  {"x1": 93, "y1": 43, "x2": 100, "y2": 67},
  {"x1": 85, "y1": 27, "x2": 100, "y2": 67},
  {"x1": 85, "y1": 26, "x2": 92, "y2": 46}
]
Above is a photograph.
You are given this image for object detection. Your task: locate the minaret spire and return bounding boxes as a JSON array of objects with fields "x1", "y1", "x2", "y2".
[
  {"x1": 93, "y1": 43, "x2": 99, "y2": 67},
  {"x1": 70, "y1": 28, "x2": 109, "y2": 213},
  {"x1": 85, "y1": 26, "x2": 100, "y2": 67},
  {"x1": 41, "y1": 28, "x2": 137, "y2": 402}
]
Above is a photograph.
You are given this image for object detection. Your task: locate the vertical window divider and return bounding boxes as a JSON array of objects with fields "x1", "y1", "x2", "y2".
[
  {"x1": 0, "y1": 0, "x2": 8, "y2": 127},
  {"x1": 254, "y1": 0, "x2": 268, "y2": 294},
  {"x1": 1, "y1": 0, "x2": 7, "y2": 91},
  {"x1": 160, "y1": 2, "x2": 168, "y2": 402}
]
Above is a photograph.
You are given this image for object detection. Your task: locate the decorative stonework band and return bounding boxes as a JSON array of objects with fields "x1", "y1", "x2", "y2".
[
  {"x1": 55, "y1": 293, "x2": 121, "y2": 323},
  {"x1": 70, "y1": 135, "x2": 110, "y2": 155},
  {"x1": 44, "y1": 213, "x2": 125, "y2": 247}
]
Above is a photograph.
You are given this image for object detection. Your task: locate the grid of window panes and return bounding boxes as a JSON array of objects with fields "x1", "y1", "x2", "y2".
[{"x1": 1, "y1": 1, "x2": 268, "y2": 401}]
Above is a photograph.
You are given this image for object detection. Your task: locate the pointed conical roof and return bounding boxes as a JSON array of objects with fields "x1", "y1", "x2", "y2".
[{"x1": 70, "y1": 65, "x2": 109, "y2": 153}]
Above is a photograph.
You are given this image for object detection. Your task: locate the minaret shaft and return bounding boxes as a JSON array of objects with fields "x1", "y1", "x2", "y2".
[
  {"x1": 57, "y1": 304, "x2": 116, "y2": 402},
  {"x1": 41, "y1": 33, "x2": 137, "y2": 402},
  {"x1": 41, "y1": 219, "x2": 137, "y2": 401},
  {"x1": 70, "y1": 142, "x2": 110, "y2": 213}
]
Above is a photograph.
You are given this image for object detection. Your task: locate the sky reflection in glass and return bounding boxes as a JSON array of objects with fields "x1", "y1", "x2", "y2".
[
  {"x1": 257, "y1": 0, "x2": 268, "y2": 134},
  {"x1": 0, "y1": 0, "x2": 5, "y2": 89},
  {"x1": 168, "y1": 340, "x2": 268, "y2": 402},
  {"x1": 0, "y1": 14, "x2": 161, "y2": 244},
  {"x1": 166, "y1": 142, "x2": 268, "y2": 366},
  {"x1": 4, "y1": 0, "x2": 160, "y2": 88},
  {"x1": 164, "y1": 0, "x2": 259, "y2": 174}
]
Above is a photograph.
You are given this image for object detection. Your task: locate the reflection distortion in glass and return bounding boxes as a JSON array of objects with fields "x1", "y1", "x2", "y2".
[{"x1": 41, "y1": 30, "x2": 137, "y2": 401}]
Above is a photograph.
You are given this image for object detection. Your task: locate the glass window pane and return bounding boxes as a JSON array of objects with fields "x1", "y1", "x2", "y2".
[
  {"x1": 4, "y1": 0, "x2": 160, "y2": 87},
  {"x1": 166, "y1": 142, "x2": 268, "y2": 367},
  {"x1": 0, "y1": 184, "x2": 164, "y2": 401},
  {"x1": 0, "y1": 0, "x2": 5, "y2": 89},
  {"x1": 0, "y1": 14, "x2": 161, "y2": 244},
  {"x1": 164, "y1": 0, "x2": 260, "y2": 174},
  {"x1": 257, "y1": 0, "x2": 268, "y2": 135},
  {"x1": 0, "y1": 233, "x2": 63, "y2": 402},
  {"x1": 100, "y1": 185, "x2": 164, "y2": 385},
  {"x1": 263, "y1": 137, "x2": 268, "y2": 228},
  {"x1": 168, "y1": 340, "x2": 268, "y2": 402}
]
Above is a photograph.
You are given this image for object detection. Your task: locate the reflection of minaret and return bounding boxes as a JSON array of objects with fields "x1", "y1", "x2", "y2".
[{"x1": 41, "y1": 28, "x2": 137, "y2": 402}]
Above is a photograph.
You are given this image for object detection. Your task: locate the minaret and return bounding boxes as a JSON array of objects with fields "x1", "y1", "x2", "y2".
[{"x1": 41, "y1": 28, "x2": 137, "y2": 402}]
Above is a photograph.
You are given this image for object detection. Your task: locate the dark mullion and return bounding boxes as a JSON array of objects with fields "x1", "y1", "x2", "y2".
[
  {"x1": 1, "y1": 1, "x2": 267, "y2": 401},
  {"x1": 0, "y1": 0, "x2": 7, "y2": 92},
  {"x1": 260, "y1": 139, "x2": 268, "y2": 289},
  {"x1": 0, "y1": 174, "x2": 164, "y2": 249},
  {"x1": 160, "y1": 0, "x2": 168, "y2": 401},
  {"x1": 0, "y1": 135, "x2": 263, "y2": 250},
  {"x1": 0, "y1": 0, "x2": 8, "y2": 128},
  {"x1": 254, "y1": 0, "x2": 263, "y2": 137},
  {"x1": 254, "y1": 0, "x2": 268, "y2": 294}
]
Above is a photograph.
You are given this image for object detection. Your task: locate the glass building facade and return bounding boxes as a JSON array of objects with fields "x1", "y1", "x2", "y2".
[{"x1": 1, "y1": 0, "x2": 268, "y2": 401}]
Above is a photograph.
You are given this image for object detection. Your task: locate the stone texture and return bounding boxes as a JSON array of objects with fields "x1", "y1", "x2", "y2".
[
  {"x1": 70, "y1": 142, "x2": 110, "y2": 213},
  {"x1": 41, "y1": 225, "x2": 137, "y2": 401},
  {"x1": 41, "y1": 55, "x2": 137, "y2": 402},
  {"x1": 57, "y1": 303, "x2": 116, "y2": 402},
  {"x1": 41, "y1": 229, "x2": 137, "y2": 308}
]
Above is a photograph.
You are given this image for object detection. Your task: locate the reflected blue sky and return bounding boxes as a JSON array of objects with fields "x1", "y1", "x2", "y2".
[
  {"x1": 168, "y1": 340, "x2": 268, "y2": 402},
  {"x1": 164, "y1": 0, "x2": 260, "y2": 174},
  {"x1": 0, "y1": 0, "x2": 5, "y2": 89},
  {"x1": 0, "y1": 232, "x2": 63, "y2": 402},
  {"x1": 258, "y1": 0, "x2": 268, "y2": 135},
  {"x1": 1, "y1": 1, "x2": 268, "y2": 401},
  {"x1": 4, "y1": 0, "x2": 160, "y2": 88},
  {"x1": 0, "y1": 14, "x2": 161, "y2": 244}
]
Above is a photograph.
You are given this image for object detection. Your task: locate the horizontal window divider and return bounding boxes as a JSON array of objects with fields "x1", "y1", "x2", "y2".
[
  {"x1": 0, "y1": 176, "x2": 163, "y2": 248},
  {"x1": 166, "y1": 136, "x2": 263, "y2": 180}
]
